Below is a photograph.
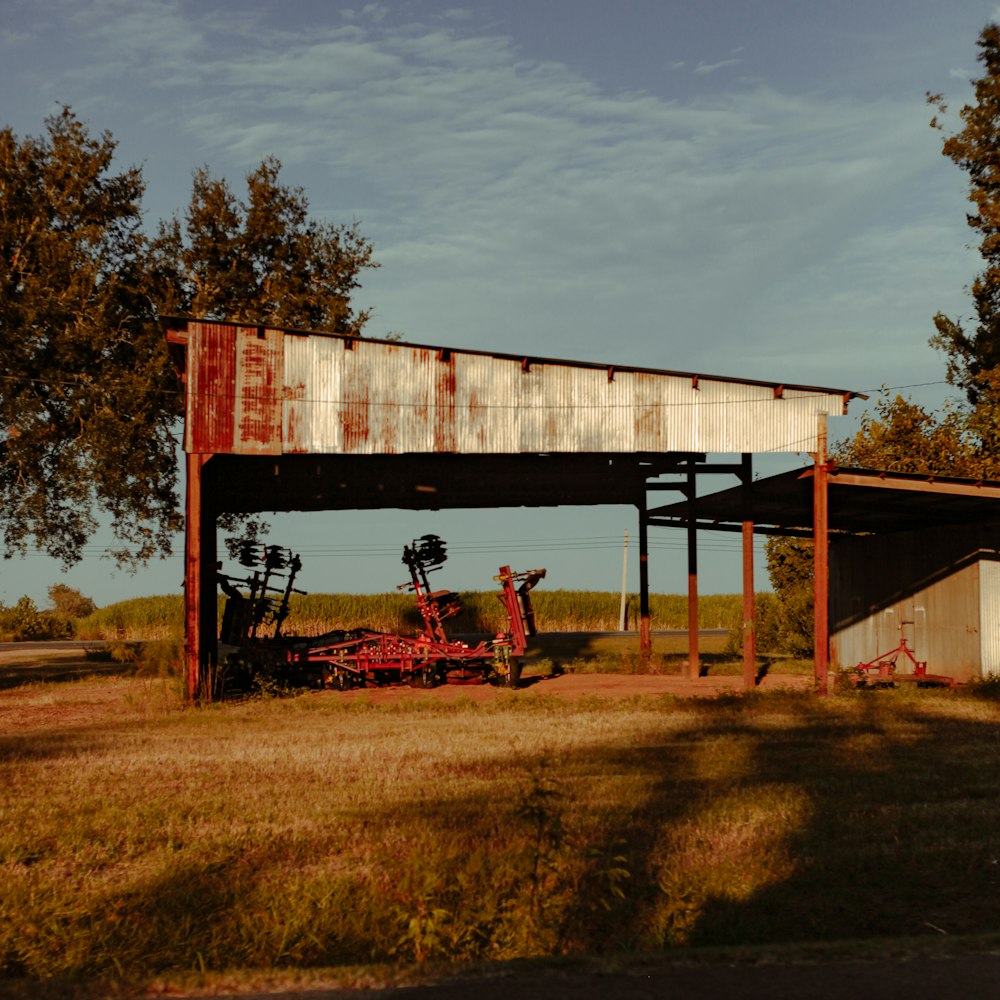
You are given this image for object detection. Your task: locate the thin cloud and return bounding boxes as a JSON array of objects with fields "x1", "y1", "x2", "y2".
[
  {"x1": 6, "y1": 0, "x2": 974, "y2": 391},
  {"x1": 695, "y1": 58, "x2": 741, "y2": 75}
]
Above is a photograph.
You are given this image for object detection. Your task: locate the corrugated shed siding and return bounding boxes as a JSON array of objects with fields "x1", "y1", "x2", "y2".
[
  {"x1": 194, "y1": 327, "x2": 848, "y2": 455},
  {"x1": 187, "y1": 322, "x2": 236, "y2": 453},
  {"x1": 233, "y1": 327, "x2": 283, "y2": 455},
  {"x1": 830, "y1": 525, "x2": 994, "y2": 682},
  {"x1": 980, "y1": 560, "x2": 1000, "y2": 679}
]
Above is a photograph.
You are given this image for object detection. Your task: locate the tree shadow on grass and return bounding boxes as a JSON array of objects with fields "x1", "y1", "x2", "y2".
[
  {"x1": 7, "y1": 689, "x2": 1000, "y2": 983},
  {"x1": 0, "y1": 659, "x2": 135, "y2": 692}
]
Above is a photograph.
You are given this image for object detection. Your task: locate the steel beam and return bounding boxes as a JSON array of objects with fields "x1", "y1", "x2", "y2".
[
  {"x1": 639, "y1": 509, "x2": 651, "y2": 654},
  {"x1": 184, "y1": 453, "x2": 205, "y2": 700},
  {"x1": 741, "y1": 453, "x2": 756, "y2": 690},
  {"x1": 686, "y1": 467, "x2": 699, "y2": 680},
  {"x1": 813, "y1": 416, "x2": 829, "y2": 695}
]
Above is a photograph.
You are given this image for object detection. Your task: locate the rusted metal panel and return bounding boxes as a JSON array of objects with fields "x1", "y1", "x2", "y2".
[
  {"x1": 183, "y1": 322, "x2": 855, "y2": 456},
  {"x1": 186, "y1": 322, "x2": 236, "y2": 453},
  {"x1": 233, "y1": 327, "x2": 283, "y2": 455}
]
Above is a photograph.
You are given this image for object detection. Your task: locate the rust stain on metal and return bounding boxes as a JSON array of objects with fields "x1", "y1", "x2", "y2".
[
  {"x1": 342, "y1": 382, "x2": 371, "y2": 451},
  {"x1": 234, "y1": 327, "x2": 282, "y2": 454},
  {"x1": 189, "y1": 322, "x2": 236, "y2": 454},
  {"x1": 283, "y1": 382, "x2": 307, "y2": 454},
  {"x1": 434, "y1": 352, "x2": 457, "y2": 452}
]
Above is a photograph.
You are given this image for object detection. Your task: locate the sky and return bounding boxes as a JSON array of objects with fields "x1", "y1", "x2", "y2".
[{"x1": 0, "y1": 0, "x2": 995, "y2": 608}]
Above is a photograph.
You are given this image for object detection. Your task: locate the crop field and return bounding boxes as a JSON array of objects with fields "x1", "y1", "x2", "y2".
[
  {"x1": 74, "y1": 591, "x2": 773, "y2": 641},
  {"x1": 3, "y1": 670, "x2": 1000, "y2": 997}
]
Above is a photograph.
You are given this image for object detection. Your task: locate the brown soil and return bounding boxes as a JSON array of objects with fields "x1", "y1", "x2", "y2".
[
  {"x1": 330, "y1": 669, "x2": 813, "y2": 705},
  {"x1": 0, "y1": 651, "x2": 812, "y2": 735}
]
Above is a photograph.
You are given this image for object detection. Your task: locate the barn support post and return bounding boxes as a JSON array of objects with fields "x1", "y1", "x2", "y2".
[
  {"x1": 639, "y1": 507, "x2": 651, "y2": 654},
  {"x1": 740, "y1": 453, "x2": 756, "y2": 689},
  {"x1": 813, "y1": 414, "x2": 830, "y2": 696},
  {"x1": 686, "y1": 465, "x2": 700, "y2": 680},
  {"x1": 184, "y1": 453, "x2": 217, "y2": 702}
]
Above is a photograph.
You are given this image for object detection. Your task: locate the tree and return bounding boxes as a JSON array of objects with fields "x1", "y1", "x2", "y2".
[
  {"x1": 0, "y1": 108, "x2": 181, "y2": 567},
  {"x1": 1, "y1": 111, "x2": 378, "y2": 568},
  {"x1": 47, "y1": 583, "x2": 97, "y2": 619},
  {"x1": 833, "y1": 391, "x2": 1000, "y2": 477},
  {"x1": 152, "y1": 157, "x2": 377, "y2": 333},
  {"x1": 764, "y1": 536, "x2": 815, "y2": 658},
  {"x1": 930, "y1": 23, "x2": 1000, "y2": 405}
]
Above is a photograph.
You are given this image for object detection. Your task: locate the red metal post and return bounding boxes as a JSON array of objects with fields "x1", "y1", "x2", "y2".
[
  {"x1": 741, "y1": 453, "x2": 756, "y2": 689},
  {"x1": 813, "y1": 414, "x2": 830, "y2": 695},
  {"x1": 639, "y1": 509, "x2": 651, "y2": 654},
  {"x1": 184, "y1": 452, "x2": 205, "y2": 701},
  {"x1": 184, "y1": 452, "x2": 217, "y2": 701},
  {"x1": 686, "y1": 466, "x2": 700, "y2": 680}
]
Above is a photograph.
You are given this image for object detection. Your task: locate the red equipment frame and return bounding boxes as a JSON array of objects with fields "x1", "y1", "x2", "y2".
[
  {"x1": 852, "y1": 634, "x2": 955, "y2": 689},
  {"x1": 219, "y1": 534, "x2": 545, "y2": 690}
]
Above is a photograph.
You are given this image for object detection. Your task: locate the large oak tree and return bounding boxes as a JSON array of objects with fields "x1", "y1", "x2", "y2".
[
  {"x1": 0, "y1": 108, "x2": 180, "y2": 567},
  {"x1": 0, "y1": 109, "x2": 377, "y2": 568}
]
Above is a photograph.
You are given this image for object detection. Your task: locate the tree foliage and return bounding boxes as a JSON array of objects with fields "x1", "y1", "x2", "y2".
[
  {"x1": 1, "y1": 110, "x2": 378, "y2": 568},
  {"x1": 153, "y1": 157, "x2": 377, "y2": 333},
  {"x1": 47, "y1": 583, "x2": 97, "y2": 619},
  {"x1": 764, "y1": 536, "x2": 815, "y2": 657},
  {"x1": 929, "y1": 23, "x2": 1000, "y2": 405},
  {"x1": 0, "y1": 108, "x2": 181, "y2": 567},
  {"x1": 833, "y1": 391, "x2": 1000, "y2": 478}
]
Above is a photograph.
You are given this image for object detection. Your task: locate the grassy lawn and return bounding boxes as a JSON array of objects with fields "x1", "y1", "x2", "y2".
[{"x1": 3, "y1": 676, "x2": 1000, "y2": 995}]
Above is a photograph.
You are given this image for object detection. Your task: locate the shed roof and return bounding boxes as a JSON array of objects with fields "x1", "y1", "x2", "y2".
[{"x1": 649, "y1": 466, "x2": 1000, "y2": 535}]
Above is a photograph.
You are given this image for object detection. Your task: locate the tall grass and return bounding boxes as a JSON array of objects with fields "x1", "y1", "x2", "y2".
[
  {"x1": 76, "y1": 591, "x2": 753, "y2": 641},
  {"x1": 4, "y1": 681, "x2": 1000, "y2": 992}
]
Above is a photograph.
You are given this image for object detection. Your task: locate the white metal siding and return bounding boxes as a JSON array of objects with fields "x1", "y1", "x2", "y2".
[
  {"x1": 278, "y1": 336, "x2": 844, "y2": 456},
  {"x1": 980, "y1": 560, "x2": 1000, "y2": 679}
]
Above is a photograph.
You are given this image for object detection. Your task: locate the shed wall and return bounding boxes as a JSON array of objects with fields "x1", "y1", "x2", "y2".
[
  {"x1": 830, "y1": 523, "x2": 1000, "y2": 682},
  {"x1": 980, "y1": 561, "x2": 1000, "y2": 679}
]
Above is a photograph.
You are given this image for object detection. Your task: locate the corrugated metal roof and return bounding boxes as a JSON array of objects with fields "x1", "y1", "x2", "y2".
[
  {"x1": 651, "y1": 466, "x2": 1000, "y2": 534},
  {"x1": 167, "y1": 319, "x2": 861, "y2": 457}
]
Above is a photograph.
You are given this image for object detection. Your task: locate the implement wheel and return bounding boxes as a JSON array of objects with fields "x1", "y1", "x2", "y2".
[
  {"x1": 409, "y1": 666, "x2": 441, "y2": 688},
  {"x1": 506, "y1": 657, "x2": 522, "y2": 689}
]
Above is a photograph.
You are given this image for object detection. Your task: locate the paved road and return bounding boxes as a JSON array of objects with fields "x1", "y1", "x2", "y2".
[
  {"x1": 0, "y1": 640, "x2": 101, "y2": 654},
  {"x1": 189, "y1": 953, "x2": 1000, "y2": 1000}
]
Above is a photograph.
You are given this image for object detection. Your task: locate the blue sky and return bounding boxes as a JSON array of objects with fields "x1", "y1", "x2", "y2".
[{"x1": 0, "y1": 0, "x2": 995, "y2": 607}]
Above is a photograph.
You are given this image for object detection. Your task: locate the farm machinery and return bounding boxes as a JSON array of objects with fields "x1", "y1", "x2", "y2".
[
  {"x1": 217, "y1": 534, "x2": 546, "y2": 690},
  {"x1": 850, "y1": 626, "x2": 956, "y2": 689}
]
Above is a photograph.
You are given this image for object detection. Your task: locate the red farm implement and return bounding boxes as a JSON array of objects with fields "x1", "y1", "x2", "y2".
[
  {"x1": 218, "y1": 534, "x2": 545, "y2": 691},
  {"x1": 851, "y1": 634, "x2": 955, "y2": 689}
]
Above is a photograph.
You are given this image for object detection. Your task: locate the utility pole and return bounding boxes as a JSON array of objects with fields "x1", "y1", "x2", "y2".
[{"x1": 619, "y1": 529, "x2": 629, "y2": 630}]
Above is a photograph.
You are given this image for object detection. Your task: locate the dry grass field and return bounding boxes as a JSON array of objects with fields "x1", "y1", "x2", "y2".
[{"x1": 2, "y1": 649, "x2": 1000, "y2": 997}]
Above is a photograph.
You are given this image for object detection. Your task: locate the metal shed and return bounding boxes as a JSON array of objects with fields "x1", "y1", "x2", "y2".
[
  {"x1": 654, "y1": 466, "x2": 1000, "y2": 685},
  {"x1": 166, "y1": 318, "x2": 862, "y2": 699}
]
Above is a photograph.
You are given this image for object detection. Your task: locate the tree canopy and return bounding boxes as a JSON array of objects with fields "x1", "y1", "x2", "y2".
[
  {"x1": 0, "y1": 108, "x2": 180, "y2": 567},
  {"x1": 152, "y1": 157, "x2": 376, "y2": 333},
  {"x1": 828, "y1": 22, "x2": 1000, "y2": 482},
  {"x1": 0, "y1": 108, "x2": 377, "y2": 568},
  {"x1": 930, "y1": 23, "x2": 1000, "y2": 405}
]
